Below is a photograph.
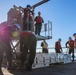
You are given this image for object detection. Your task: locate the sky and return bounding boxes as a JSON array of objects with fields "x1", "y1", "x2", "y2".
[{"x1": 0, "y1": 0, "x2": 76, "y2": 52}]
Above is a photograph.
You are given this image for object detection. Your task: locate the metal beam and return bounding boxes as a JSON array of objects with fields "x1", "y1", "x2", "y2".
[{"x1": 32, "y1": 0, "x2": 50, "y2": 8}]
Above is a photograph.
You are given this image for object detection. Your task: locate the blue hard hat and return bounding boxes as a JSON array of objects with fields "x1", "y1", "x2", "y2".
[
  {"x1": 69, "y1": 37, "x2": 72, "y2": 40},
  {"x1": 26, "y1": 5, "x2": 31, "y2": 8},
  {"x1": 58, "y1": 38, "x2": 61, "y2": 41},
  {"x1": 73, "y1": 33, "x2": 76, "y2": 36}
]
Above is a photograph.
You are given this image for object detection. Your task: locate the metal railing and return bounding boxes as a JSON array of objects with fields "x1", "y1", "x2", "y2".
[
  {"x1": 36, "y1": 47, "x2": 76, "y2": 61},
  {"x1": 33, "y1": 20, "x2": 52, "y2": 40},
  {"x1": 36, "y1": 47, "x2": 76, "y2": 55}
]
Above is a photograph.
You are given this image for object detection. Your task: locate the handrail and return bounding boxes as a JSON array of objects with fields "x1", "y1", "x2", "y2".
[
  {"x1": 36, "y1": 47, "x2": 76, "y2": 55},
  {"x1": 40, "y1": 20, "x2": 52, "y2": 39}
]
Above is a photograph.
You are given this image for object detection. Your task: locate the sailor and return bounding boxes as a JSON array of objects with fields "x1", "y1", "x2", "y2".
[
  {"x1": 73, "y1": 33, "x2": 76, "y2": 61},
  {"x1": 23, "y1": 5, "x2": 33, "y2": 31},
  {"x1": 20, "y1": 31, "x2": 37, "y2": 71},
  {"x1": 41, "y1": 40, "x2": 48, "y2": 53},
  {"x1": 65, "y1": 37, "x2": 74, "y2": 61},
  {"x1": 73, "y1": 33, "x2": 76, "y2": 48},
  {"x1": 55, "y1": 38, "x2": 62, "y2": 53},
  {"x1": 34, "y1": 11, "x2": 44, "y2": 35},
  {"x1": 0, "y1": 24, "x2": 19, "y2": 72}
]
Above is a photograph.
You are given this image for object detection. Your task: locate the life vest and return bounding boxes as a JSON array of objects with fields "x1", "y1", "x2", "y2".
[
  {"x1": 35, "y1": 16, "x2": 43, "y2": 24},
  {"x1": 23, "y1": 8, "x2": 32, "y2": 21},
  {"x1": 74, "y1": 39, "x2": 76, "y2": 48},
  {"x1": 42, "y1": 42, "x2": 48, "y2": 49},
  {"x1": 68, "y1": 40, "x2": 74, "y2": 48},
  {"x1": 55, "y1": 41, "x2": 61, "y2": 50}
]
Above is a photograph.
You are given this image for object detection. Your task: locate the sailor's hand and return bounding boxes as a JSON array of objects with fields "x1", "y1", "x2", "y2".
[{"x1": 61, "y1": 50, "x2": 63, "y2": 53}]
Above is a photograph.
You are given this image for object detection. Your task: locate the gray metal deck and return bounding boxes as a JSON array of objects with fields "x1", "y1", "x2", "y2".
[{"x1": 1, "y1": 62, "x2": 76, "y2": 75}]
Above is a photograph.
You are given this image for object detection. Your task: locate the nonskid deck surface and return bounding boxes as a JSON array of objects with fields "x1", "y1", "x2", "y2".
[{"x1": 1, "y1": 62, "x2": 76, "y2": 75}]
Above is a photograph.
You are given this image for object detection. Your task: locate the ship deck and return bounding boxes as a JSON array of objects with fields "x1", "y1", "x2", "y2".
[{"x1": 1, "y1": 62, "x2": 76, "y2": 75}]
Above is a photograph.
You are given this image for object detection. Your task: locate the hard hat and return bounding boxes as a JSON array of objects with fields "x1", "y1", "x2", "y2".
[
  {"x1": 69, "y1": 37, "x2": 72, "y2": 40},
  {"x1": 38, "y1": 11, "x2": 41, "y2": 14},
  {"x1": 58, "y1": 38, "x2": 61, "y2": 42},
  {"x1": 26, "y1": 5, "x2": 31, "y2": 8},
  {"x1": 13, "y1": 5, "x2": 16, "y2": 8},
  {"x1": 73, "y1": 33, "x2": 76, "y2": 36}
]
